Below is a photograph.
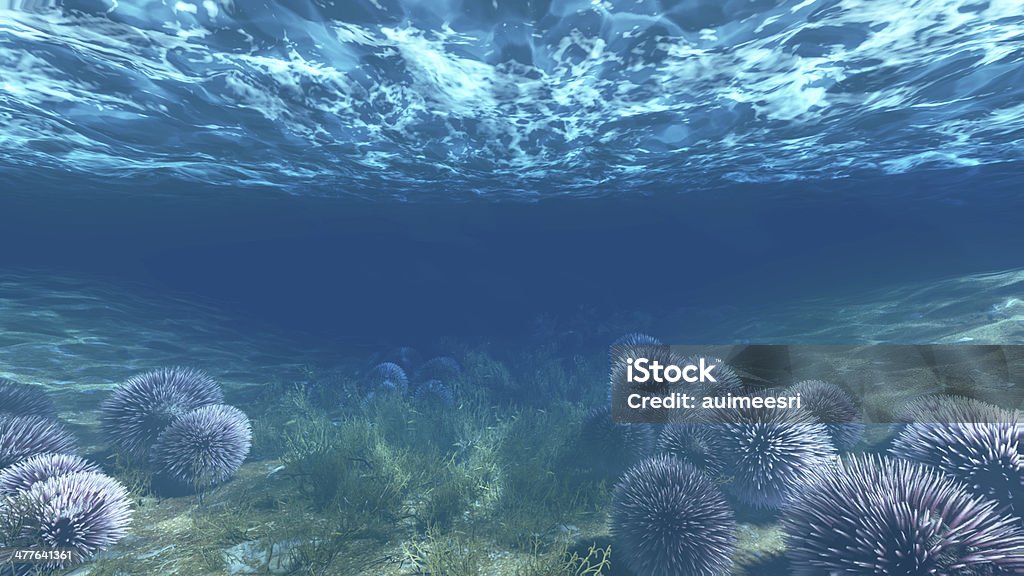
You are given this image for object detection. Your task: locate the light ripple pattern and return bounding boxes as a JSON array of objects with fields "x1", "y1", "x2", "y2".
[{"x1": 0, "y1": 0, "x2": 1022, "y2": 198}]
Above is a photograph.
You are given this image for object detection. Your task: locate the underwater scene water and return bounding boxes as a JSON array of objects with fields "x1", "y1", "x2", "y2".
[{"x1": 2, "y1": 0, "x2": 1024, "y2": 574}]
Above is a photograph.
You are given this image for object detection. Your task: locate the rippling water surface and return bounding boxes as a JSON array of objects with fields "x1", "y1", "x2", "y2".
[{"x1": 2, "y1": 0, "x2": 1023, "y2": 198}]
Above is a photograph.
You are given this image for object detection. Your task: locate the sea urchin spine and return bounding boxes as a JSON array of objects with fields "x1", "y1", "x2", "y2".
[
  {"x1": 149, "y1": 404, "x2": 252, "y2": 490},
  {"x1": 99, "y1": 367, "x2": 224, "y2": 456},
  {"x1": 4, "y1": 471, "x2": 132, "y2": 571},
  {"x1": 782, "y1": 454, "x2": 1024, "y2": 575},
  {"x1": 612, "y1": 455, "x2": 736, "y2": 576}
]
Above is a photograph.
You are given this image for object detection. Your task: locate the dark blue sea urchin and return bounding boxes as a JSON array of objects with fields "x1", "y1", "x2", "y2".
[
  {"x1": 412, "y1": 379, "x2": 454, "y2": 407},
  {"x1": 384, "y1": 347, "x2": 421, "y2": 371},
  {"x1": 0, "y1": 416, "x2": 77, "y2": 469},
  {"x1": 785, "y1": 380, "x2": 864, "y2": 450},
  {"x1": 414, "y1": 356, "x2": 462, "y2": 383},
  {"x1": 656, "y1": 424, "x2": 726, "y2": 479},
  {"x1": 99, "y1": 367, "x2": 224, "y2": 456},
  {"x1": 578, "y1": 406, "x2": 654, "y2": 478},
  {"x1": 612, "y1": 455, "x2": 736, "y2": 576},
  {"x1": 0, "y1": 453, "x2": 100, "y2": 496},
  {"x1": 611, "y1": 333, "x2": 662, "y2": 347},
  {"x1": 0, "y1": 378, "x2": 57, "y2": 420},
  {"x1": 6, "y1": 471, "x2": 132, "y2": 571},
  {"x1": 150, "y1": 404, "x2": 252, "y2": 489},
  {"x1": 681, "y1": 354, "x2": 744, "y2": 395},
  {"x1": 782, "y1": 454, "x2": 1024, "y2": 576},
  {"x1": 367, "y1": 362, "x2": 409, "y2": 394},
  {"x1": 609, "y1": 334, "x2": 688, "y2": 423}
]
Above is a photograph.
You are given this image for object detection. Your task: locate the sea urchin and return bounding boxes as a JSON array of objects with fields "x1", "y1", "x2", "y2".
[
  {"x1": 891, "y1": 417, "x2": 1024, "y2": 518},
  {"x1": 3, "y1": 471, "x2": 132, "y2": 571},
  {"x1": 713, "y1": 403, "x2": 835, "y2": 509},
  {"x1": 782, "y1": 454, "x2": 1024, "y2": 575},
  {"x1": 366, "y1": 362, "x2": 409, "y2": 395},
  {"x1": 99, "y1": 367, "x2": 224, "y2": 456},
  {"x1": 785, "y1": 380, "x2": 864, "y2": 450},
  {"x1": 0, "y1": 415, "x2": 77, "y2": 469},
  {"x1": 149, "y1": 404, "x2": 252, "y2": 490},
  {"x1": 0, "y1": 378, "x2": 57, "y2": 420},
  {"x1": 0, "y1": 453, "x2": 100, "y2": 496},
  {"x1": 612, "y1": 455, "x2": 736, "y2": 576}
]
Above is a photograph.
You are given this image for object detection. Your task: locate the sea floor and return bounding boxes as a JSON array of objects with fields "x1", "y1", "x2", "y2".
[{"x1": 2, "y1": 269, "x2": 1023, "y2": 575}]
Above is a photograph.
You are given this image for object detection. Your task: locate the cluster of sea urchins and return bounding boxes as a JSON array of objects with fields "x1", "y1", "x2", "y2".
[
  {"x1": 782, "y1": 454, "x2": 1024, "y2": 575},
  {"x1": 890, "y1": 398, "x2": 1024, "y2": 519},
  {"x1": 363, "y1": 351, "x2": 460, "y2": 408},
  {"x1": 0, "y1": 380, "x2": 131, "y2": 573},
  {"x1": 100, "y1": 367, "x2": 251, "y2": 491}
]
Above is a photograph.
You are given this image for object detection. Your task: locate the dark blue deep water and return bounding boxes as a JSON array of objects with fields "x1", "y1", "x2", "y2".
[
  {"x1": 4, "y1": 164, "x2": 1024, "y2": 346},
  {"x1": 2, "y1": 1, "x2": 1024, "y2": 575}
]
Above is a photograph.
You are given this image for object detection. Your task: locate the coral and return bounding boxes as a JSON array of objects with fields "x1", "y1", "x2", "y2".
[
  {"x1": 150, "y1": 404, "x2": 252, "y2": 490},
  {"x1": 785, "y1": 380, "x2": 864, "y2": 450},
  {"x1": 0, "y1": 415, "x2": 77, "y2": 469},
  {"x1": 782, "y1": 454, "x2": 1024, "y2": 575},
  {"x1": 100, "y1": 367, "x2": 224, "y2": 456},
  {"x1": 891, "y1": 417, "x2": 1024, "y2": 518},
  {"x1": 612, "y1": 455, "x2": 736, "y2": 576},
  {"x1": 366, "y1": 362, "x2": 409, "y2": 395},
  {"x1": 713, "y1": 403, "x2": 835, "y2": 509},
  {"x1": 0, "y1": 453, "x2": 99, "y2": 496},
  {"x1": 0, "y1": 378, "x2": 57, "y2": 420},
  {"x1": 656, "y1": 423, "x2": 726, "y2": 479}
]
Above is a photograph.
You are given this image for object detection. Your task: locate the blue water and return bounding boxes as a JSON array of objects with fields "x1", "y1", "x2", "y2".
[
  {"x1": 2, "y1": 1, "x2": 1024, "y2": 575},
  {"x1": 4, "y1": 164, "x2": 1024, "y2": 345}
]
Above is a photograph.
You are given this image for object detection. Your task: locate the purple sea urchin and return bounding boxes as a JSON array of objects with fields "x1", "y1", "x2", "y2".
[
  {"x1": 150, "y1": 404, "x2": 252, "y2": 490},
  {"x1": 891, "y1": 418, "x2": 1024, "y2": 518},
  {"x1": 99, "y1": 367, "x2": 224, "y2": 456},
  {"x1": 0, "y1": 453, "x2": 100, "y2": 496},
  {"x1": 5, "y1": 471, "x2": 131, "y2": 571},
  {"x1": 367, "y1": 362, "x2": 408, "y2": 394},
  {"x1": 656, "y1": 424, "x2": 726, "y2": 479},
  {"x1": 785, "y1": 380, "x2": 863, "y2": 450},
  {"x1": 0, "y1": 416, "x2": 77, "y2": 469},
  {"x1": 713, "y1": 403, "x2": 835, "y2": 509},
  {"x1": 0, "y1": 378, "x2": 57, "y2": 420},
  {"x1": 612, "y1": 455, "x2": 736, "y2": 576},
  {"x1": 782, "y1": 454, "x2": 1024, "y2": 575}
]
